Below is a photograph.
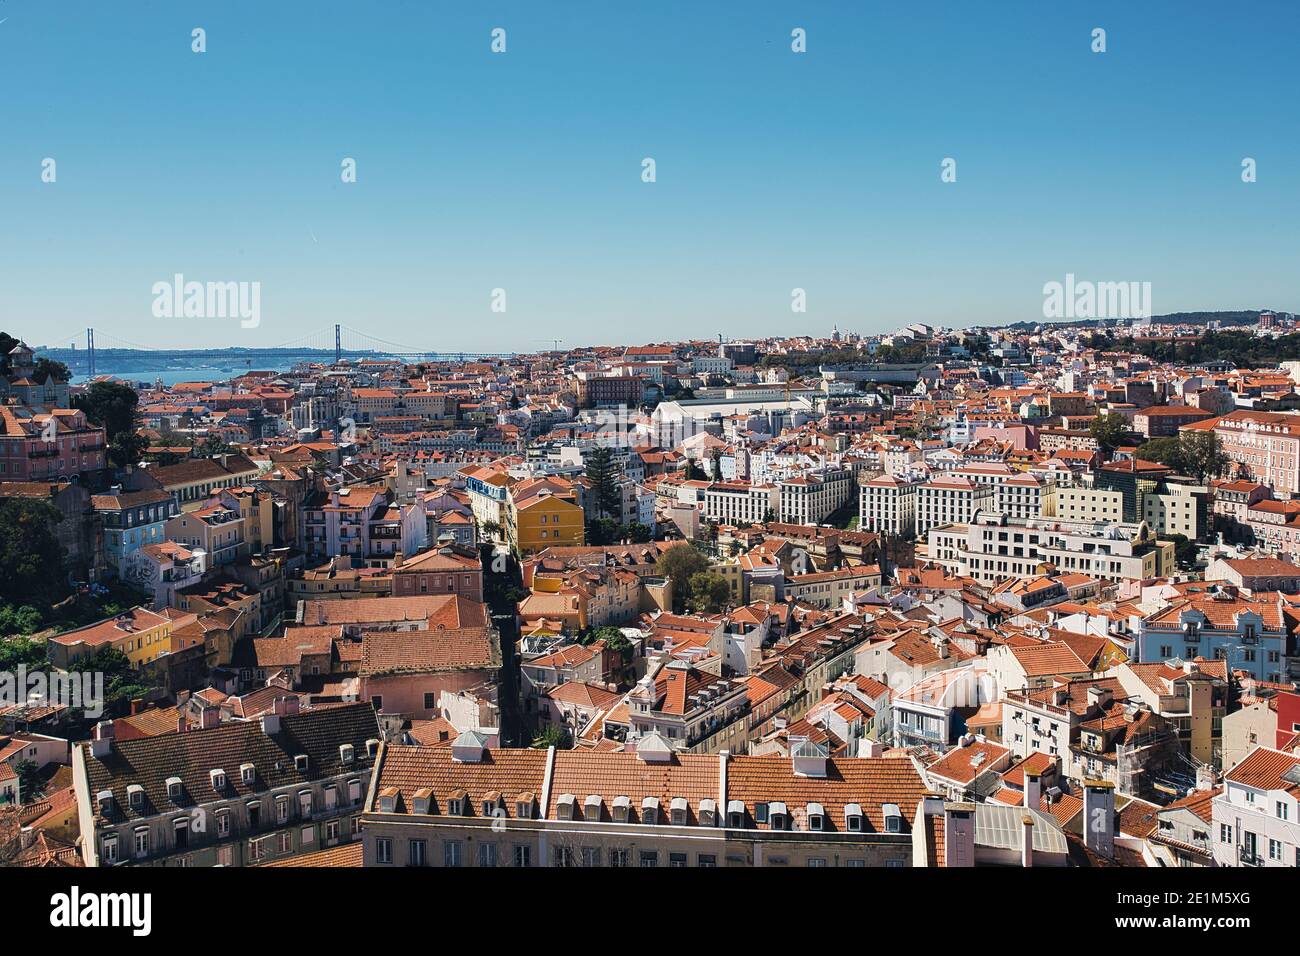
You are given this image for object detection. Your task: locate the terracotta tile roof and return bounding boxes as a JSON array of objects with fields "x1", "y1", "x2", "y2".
[
  {"x1": 1224, "y1": 747, "x2": 1300, "y2": 796},
  {"x1": 259, "y1": 841, "x2": 363, "y2": 867},
  {"x1": 359, "y1": 627, "x2": 500, "y2": 677},
  {"x1": 300, "y1": 594, "x2": 487, "y2": 628},
  {"x1": 371, "y1": 744, "x2": 547, "y2": 818}
]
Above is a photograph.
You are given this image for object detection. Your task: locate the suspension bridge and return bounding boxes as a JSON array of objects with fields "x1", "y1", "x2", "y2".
[{"x1": 32, "y1": 325, "x2": 519, "y2": 376}]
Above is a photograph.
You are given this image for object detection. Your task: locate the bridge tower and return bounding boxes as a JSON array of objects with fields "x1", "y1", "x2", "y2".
[
  {"x1": 335, "y1": 324, "x2": 342, "y2": 364},
  {"x1": 86, "y1": 328, "x2": 95, "y2": 377}
]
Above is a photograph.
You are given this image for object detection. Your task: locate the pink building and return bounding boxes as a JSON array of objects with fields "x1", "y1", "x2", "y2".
[
  {"x1": 1188, "y1": 411, "x2": 1300, "y2": 496},
  {"x1": 0, "y1": 406, "x2": 107, "y2": 482}
]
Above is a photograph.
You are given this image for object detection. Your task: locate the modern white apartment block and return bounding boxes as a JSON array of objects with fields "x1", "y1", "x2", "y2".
[
  {"x1": 779, "y1": 468, "x2": 853, "y2": 525},
  {"x1": 859, "y1": 473, "x2": 922, "y2": 537},
  {"x1": 928, "y1": 512, "x2": 1175, "y2": 586},
  {"x1": 703, "y1": 481, "x2": 780, "y2": 526},
  {"x1": 915, "y1": 473, "x2": 994, "y2": 536}
]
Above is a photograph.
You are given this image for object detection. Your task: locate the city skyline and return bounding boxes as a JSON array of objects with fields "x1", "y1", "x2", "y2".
[{"x1": 3, "y1": 1, "x2": 1298, "y2": 349}]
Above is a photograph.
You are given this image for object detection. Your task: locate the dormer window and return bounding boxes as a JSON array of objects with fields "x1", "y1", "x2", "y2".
[
  {"x1": 882, "y1": 803, "x2": 902, "y2": 833},
  {"x1": 365, "y1": 738, "x2": 380, "y2": 759},
  {"x1": 612, "y1": 795, "x2": 631, "y2": 823},
  {"x1": 411, "y1": 787, "x2": 432, "y2": 815},
  {"x1": 698, "y1": 798, "x2": 717, "y2": 827},
  {"x1": 448, "y1": 789, "x2": 468, "y2": 816},
  {"x1": 754, "y1": 802, "x2": 770, "y2": 825},
  {"x1": 556, "y1": 793, "x2": 576, "y2": 821},
  {"x1": 96, "y1": 790, "x2": 114, "y2": 815},
  {"x1": 166, "y1": 776, "x2": 183, "y2": 803},
  {"x1": 583, "y1": 794, "x2": 603, "y2": 821},
  {"x1": 378, "y1": 786, "x2": 400, "y2": 813},
  {"x1": 727, "y1": 799, "x2": 746, "y2": 829},
  {"x1": 294, "y1": 754, "x2": 309, "y2": 773},
  {"x1": 127, "y1": 784, "x2": 145, "y2": 810},
  {"x1": 670, "y1": 797, "x2": 689, "y2": 826},
  {"x1": 807, "y1": 802, "x2": 826, "y2": 831},
  {"x1": 240, "y1": 763, "x2": 256, "y2": 786},
  {"x1": 516, "y1": 793, "x2": 535, "y2": 820},
  {"x1": 768, "y1": 801, "x2": 789, "y2": 831},
  {"x1": 210, "y1": 769, "x2": 227, "y2": 792},
  {"x1": 844, "y1": 803, "x2": 864, "y2": 832},
  {"x1": 641, "y1": 796, "x2": 660, "y2": 825},
  {"x1": 482, "y1": 792, "x2": 502, "y2": 817},
  {"x1": 339, "y1": 743, "x2": 355, "y2": 764}
]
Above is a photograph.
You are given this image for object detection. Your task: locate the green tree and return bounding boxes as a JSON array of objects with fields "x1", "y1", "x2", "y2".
[
  {"x1": 1136, "y1": 436, "x2": 1183, "y2": 469},
  {"x1": 13, "y1": 759, "x2": 45, "y2": 803},
  {"x1": 624, "y1": 522, "x2": 653, "y2": 544},
  {"x1": 655, "y1": 543, "x2": 711, "y2": 607},
  {"x1": 0, "y1": 634, "x2": 47, "y2": 668},
  {"x1": 1177, "y1": 430, "x2": 1230, "y2": 483},
  {"x1": 68, "y1": 646, "x2": 158, "y2": 713},
  {"x1": 0, "y1": 499, "x2": 68, "y2": 609},
  {"x1": 686, "y1": 571, "x2": 731, "y2": 614},
  {"x1": 34, "y1": 358, "x2": 71, "y2": 383},
  {"x1": 586, "y1": 517, "x2": 620, "y2": 546},
  {"x1": 1089, "y1": 412, "x2": 1129, "y2": 453},
  {"x1": 0, "y1": 606, "x2": 46, "y2": 637},
  {"x1": 196, "y1": 434, "x2": 236, "y2": 457},
  {"x1": 683, "y1": 460, "x2": 708, "y2": 482},
  {"x1": 72, "y1": 381, "x2": 141, "y2": 442},
  {"x1": 108, "y1": 431, "x2": 150, "y2": 469},
  {"x1": 583, "y1": 625, "x2": 632, "y2": 654},
  {"x1": 585, "y1": 446, "x2": 622, "y2": 520},
  {"x1": 531, "y1": 723, "x2": 570, "y2": 750}
]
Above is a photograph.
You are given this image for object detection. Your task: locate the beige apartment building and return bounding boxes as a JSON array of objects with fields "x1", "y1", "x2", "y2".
[
  {"x1": 929, "y1": 512, "x2": 1175, "y2": 586},
  {"x1": 361, "y1": 732, "x2": 938, "y2": 868}
]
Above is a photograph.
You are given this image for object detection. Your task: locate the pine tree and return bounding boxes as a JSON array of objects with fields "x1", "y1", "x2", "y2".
[{"x1": 586, "y1": 446, "x2": 622, "y2": 520}]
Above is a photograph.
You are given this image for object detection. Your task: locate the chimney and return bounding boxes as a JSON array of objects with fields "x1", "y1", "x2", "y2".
[
  {"x1": 1082, "y1": 780, "x2": 1116, "y2": 859},
  {"x1": 943, "y1": 803, "x2": 976, "y2": 867},
  {"x1": 273, "y1": 695, "x2": 300, "y2": 716},
  {"x1": 1024, "y1": 770, "x2": 1042, "y2": 810},
  {"x1": 261, "y1": 714, "x2": 281, "y2": 735},
  {"x1": 1021, "y1": 815, "x2": 1035, "y2": 867},
  {"x1": 201, "y1": 706, "x2": 220, "y2": 729},
  {"x1": 130, "y1": 698, "x2": 145, "y2": 715},
  {"x1": 177, "y1": 714, "x2": 187, "y2": 734},
  {"x1": 1195, "y1": 765, "x2": 1217, "y2": 792},
  {"x1": 90, "y1": 720, "x2": 114, "y2": 758}
]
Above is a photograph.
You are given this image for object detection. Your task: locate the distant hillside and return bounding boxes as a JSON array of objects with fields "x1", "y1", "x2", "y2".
[{"x1": 1006, "y1": 311, "x2": 1270, "y2": 331}]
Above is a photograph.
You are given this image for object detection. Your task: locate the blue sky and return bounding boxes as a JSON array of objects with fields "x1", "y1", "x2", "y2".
[{"x1": 1, "y1": 0, "x2": 1297, "y2": 350}]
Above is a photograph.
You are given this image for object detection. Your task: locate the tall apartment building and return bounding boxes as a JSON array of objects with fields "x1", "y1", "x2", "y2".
[
  {"x1": 779, "y1": 468, "x2": 853, "y2": 525},
  {"x1": 915, "y1": 473, "x2": 994, "y2": 536},
  {"x1": 1187, "y1": 411, "x2": 1300, "y2": 496},
  {"x1": 704, "y1": 481, "x2": 780, "y2": 526},
  {"x1": 859, "y1": 474, "x2": 921, "y2": 537}
]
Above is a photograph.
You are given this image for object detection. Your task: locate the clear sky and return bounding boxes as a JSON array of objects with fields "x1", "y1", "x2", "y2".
[{"x1": 1, "y1": 0, "x2": 1297, "y2": 351}]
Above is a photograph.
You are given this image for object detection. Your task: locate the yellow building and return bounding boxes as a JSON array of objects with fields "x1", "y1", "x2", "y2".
[
  {"x1": 47, "y1": 607, "x2": 174, "y2": 670},
  {"x1": 506, "y1": 478, "x2": 585, "y2": 555}
]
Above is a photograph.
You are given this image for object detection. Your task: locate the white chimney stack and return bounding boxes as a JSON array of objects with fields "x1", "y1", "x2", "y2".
[
  {"x1": 1024, "y1": 770, "x2": 1042, "y2": 810},
  {"x1": 1082, "y1": 780, "x2": 1116, "y2": 859}
]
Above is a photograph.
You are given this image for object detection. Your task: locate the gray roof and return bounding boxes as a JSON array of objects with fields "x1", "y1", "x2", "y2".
[{"x1": 974, "y1": 804, "x2": 1068, "y2": 855}]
